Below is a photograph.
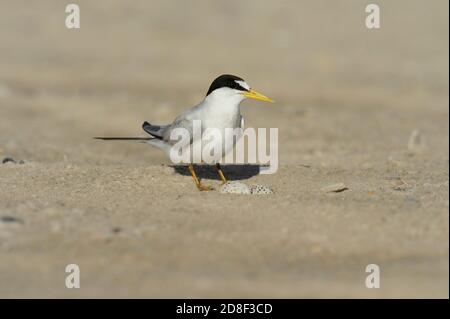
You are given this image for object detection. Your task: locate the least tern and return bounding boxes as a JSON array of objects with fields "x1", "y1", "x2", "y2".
[{"x1": 96, "y1": 74, "x2": 273, "y2": 191}]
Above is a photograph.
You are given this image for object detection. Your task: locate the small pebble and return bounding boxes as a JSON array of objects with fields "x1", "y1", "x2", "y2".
[
  {"x1": 0, "y1": 216, "x2": 24, "y2": 224},
  {"x1": 321, "y1": 183, "x2": 348, "y2": 193},
  {"x1": 2, "y1": 157, "x2": 24, "y2": 165},
  {"x1": 2, "y1": 157, "x2": 16, "y2": 164},
  {"x1": 112, "y1": 227, "x2": 122, "y2": 234}
]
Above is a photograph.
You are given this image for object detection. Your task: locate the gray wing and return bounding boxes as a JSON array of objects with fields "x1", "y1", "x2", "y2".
[{"x1": 161, "y1": 105, "x2": 203, "y2": 143}]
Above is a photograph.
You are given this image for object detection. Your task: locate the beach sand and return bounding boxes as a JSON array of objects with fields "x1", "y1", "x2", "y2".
[{"x1": 0, "y1": 0, "x2": 448, "y2": 297}]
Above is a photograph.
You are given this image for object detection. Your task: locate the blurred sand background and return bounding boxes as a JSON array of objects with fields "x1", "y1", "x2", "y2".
[{"x1": 0, "y1": 0, "x2": 448, "y2": 298}]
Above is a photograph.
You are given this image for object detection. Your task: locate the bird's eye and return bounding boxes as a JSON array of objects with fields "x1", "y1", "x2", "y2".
[{"x1": 232, "y1": 80, "x2": 249, "y2": 91}]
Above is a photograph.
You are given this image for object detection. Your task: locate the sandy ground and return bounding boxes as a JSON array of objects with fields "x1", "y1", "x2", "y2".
[{"x1": 0, "y1": 1, "x2": 448, "y2": 298}]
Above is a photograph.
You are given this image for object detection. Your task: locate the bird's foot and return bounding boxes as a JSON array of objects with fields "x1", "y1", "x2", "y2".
[{"x1": 196, "y1": 183, "x2": 214, "y2": 191}]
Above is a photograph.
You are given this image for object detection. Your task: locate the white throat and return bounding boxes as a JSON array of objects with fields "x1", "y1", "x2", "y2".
[{"x1": 203, "y1": 87, "x2": 245, "y2": 114}]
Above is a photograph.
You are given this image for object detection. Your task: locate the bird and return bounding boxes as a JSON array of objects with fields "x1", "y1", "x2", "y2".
[{"x1": 95, "y1": 74, "x2": 274, "y2": 191}]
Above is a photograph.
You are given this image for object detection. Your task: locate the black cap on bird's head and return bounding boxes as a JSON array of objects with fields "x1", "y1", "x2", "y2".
[
  {"x1": 206, "y1": 74, "x2": 248, "y2": 96},
  {"x1": 205, "y1": 74, "x2": 274, "y2": 103}
]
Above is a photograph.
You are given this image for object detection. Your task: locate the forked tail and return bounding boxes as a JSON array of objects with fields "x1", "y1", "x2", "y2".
[
  {"x1": 95, "y1": 121, "x2": 166, "y2": 141},
  {"x1": 94, "y1": 137, "x2": 152, "y2": 141}
]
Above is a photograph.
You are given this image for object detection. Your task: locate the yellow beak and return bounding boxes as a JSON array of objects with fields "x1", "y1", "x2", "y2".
[{"x1": 242, "y1": 89, "x2": 274, "y2": 103}]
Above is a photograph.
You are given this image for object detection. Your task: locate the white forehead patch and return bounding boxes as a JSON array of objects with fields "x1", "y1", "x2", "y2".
[{"x1": 235, "y1": 80, "x2": 250, "y2": 91}]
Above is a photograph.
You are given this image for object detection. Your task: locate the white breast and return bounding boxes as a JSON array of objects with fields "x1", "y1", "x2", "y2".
[{"x1": 195, "y1": 88, "x2": 245, "y2": 163}]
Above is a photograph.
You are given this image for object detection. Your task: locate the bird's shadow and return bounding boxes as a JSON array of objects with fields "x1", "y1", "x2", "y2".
[{"x1": 170, "y1": 164, "x2": 263, "y2": 181}]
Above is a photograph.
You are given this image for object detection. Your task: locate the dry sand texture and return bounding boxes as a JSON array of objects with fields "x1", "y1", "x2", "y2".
[{"x1": 0, "y1": 1, "x2": 448, "y2": 298}]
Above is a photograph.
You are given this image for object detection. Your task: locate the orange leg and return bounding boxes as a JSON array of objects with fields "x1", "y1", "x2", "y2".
[
  {"x1": 188, "y1": 164, "x2": 214, "y2": 191},
  {"x1": 215, "y1": 163, "x2": 228, "y2": 184}
]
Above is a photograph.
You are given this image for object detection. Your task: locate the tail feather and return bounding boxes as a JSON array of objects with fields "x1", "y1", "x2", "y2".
[
  {"x1": 94, "y1": 137, "x2": 152, "y2": 141},
  {"x1": 142, "y1": 121, "x2": 166, "y2": 139},
  {"x1": 95, "y1": 121, "x2": 167, "y2": 141},
  {"x1": 94, "y1": 134, "x2": 170, "y2": 154}
]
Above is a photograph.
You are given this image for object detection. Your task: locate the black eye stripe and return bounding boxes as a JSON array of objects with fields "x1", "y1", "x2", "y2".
[{"x1": 234, "y1": 81, "x2": 248, "y2": 91}]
